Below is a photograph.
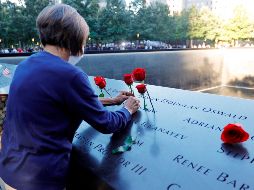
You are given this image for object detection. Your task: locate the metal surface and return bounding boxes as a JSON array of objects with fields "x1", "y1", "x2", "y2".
[
  {"x1": 69, "y1": 78, "x2": 254, "y2": 190},
  {"x1": 0, "y1": 63, "x2": 15, "y2": 93}
]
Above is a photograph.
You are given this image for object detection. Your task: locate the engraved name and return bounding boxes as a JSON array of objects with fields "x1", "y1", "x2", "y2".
[{"x1": 140, "y1": 121, "x2": 188, "y2": 140}]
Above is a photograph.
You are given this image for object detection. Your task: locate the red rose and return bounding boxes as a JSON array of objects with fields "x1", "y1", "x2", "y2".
[
  {"x1": 221, "y1": 123, "x2": 249, "y2": 144},
  {"x1": 136, "y1": 84, "x2": 147, "y2": 94},
  {"x1": 132, "y1": 68, "x2": 146, "y2": 81},
  {"x1": 94, "y1": 76, "x2": 106, "y2": 89},
  {"x1": 123, "y1": 74, "x2": 134, "y2": 85}
]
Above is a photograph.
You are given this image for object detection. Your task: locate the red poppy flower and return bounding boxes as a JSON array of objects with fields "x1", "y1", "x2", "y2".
[
  {"x1": 136, "y1": 84, "x2": 147, "y2": 94},
  {"x1": 94, "y1": 76, "x2": 106, "y2": 89},
  {"x1": 132, "y1": 68, "x2": 146, "y2": 81},
  {"x1": 221, "y1": 123, "x2": 249, "y2": 144},
  {"x1": 123, "y1": 74, "x2": 134, "y2": 85}
]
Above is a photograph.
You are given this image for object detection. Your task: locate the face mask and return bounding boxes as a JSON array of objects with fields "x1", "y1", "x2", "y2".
[{"x1": 68, "y1": 55, "x2": 84, "y2": 65}]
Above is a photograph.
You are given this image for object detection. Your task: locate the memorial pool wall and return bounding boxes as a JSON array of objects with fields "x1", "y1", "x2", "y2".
[{"x1": 0, "y1": 48, "x2": 254, "y2": 90}]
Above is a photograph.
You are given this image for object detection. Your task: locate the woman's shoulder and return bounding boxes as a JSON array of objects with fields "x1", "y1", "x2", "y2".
[{"x1": 17, "y1": 52, "x2": 86, "y2": 81}]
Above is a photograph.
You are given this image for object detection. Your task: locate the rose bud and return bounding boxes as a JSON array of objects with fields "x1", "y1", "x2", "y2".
[
  {"x1": 136, "y1": 84, "x2": 147, "y2": 94},
  {"x1": 221, "y1": 123, "x2": 249, "y2": 144},
  {"x1": 123, "y1": 74, "x2": 134, "y2": 85},
  {"x1": 94, "y1": 76, "x2": 106, "y2": 89},
  {"x1": 132, "y1": 68, "x2": 146, "y2": 81}
]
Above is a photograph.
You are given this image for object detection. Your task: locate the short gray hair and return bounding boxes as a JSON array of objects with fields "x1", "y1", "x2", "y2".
[{"x1": 36, "y1": 4, "x2": 89, "y2": 55}]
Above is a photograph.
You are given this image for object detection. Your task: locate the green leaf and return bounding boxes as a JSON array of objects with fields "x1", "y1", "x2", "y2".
[
  {"x1": 112, "y1": 146, "x2": 125, "y2": 154},
  {"x1": 124, "y1": 136, "x2": 135, "y2": 145},
  {"x1": 112, "y1": 136, "x2": 136, "y2": 154},
  {"x1": 99, "y1": 93, "x2": 104, "y2": 97}
]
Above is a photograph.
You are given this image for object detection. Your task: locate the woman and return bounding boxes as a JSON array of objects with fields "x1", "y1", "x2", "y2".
[{"x1": 0, "y1": 4, "x2": 140, "y2": 190}]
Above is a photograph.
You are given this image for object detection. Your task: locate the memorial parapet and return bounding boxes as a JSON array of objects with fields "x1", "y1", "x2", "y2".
[
  {"x1": 0, "y1": 62, "x2": 253, "y2": 189},
  {"x1": 0, "y1": 63, "x2": 14, "y2": 148},
  {"x1": 69, "y1": 77, "x2": 254, "y2": 190}
]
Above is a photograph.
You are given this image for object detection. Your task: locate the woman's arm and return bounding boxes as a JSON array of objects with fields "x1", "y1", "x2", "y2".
[
  {"x1": 99, "y1": 97, "x2": 116, "y2": 106},
  {"x1": 64, "y1": 72, "x2": 139, "y2": 134}
]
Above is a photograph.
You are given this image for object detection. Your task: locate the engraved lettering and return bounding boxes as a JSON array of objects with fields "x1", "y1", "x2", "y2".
[{"x1": 167, "y1": 183, "x2": 181, "y2": 189}]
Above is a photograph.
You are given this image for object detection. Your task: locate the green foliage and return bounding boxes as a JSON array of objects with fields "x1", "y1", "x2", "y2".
[
  {"x1": 0, "y1": 0, "x2": 48, "y2": 47},
  {"x1": 0, "y1": 1, "x2": 26, "y2": 46},
  {"x1": 131, "y1": 2, "x2": 172, "y2": 41},
  {"x1": 172, "y1": 10, "x2": 188, "y2": 42},
  {"x1": 187, "y1": 6, "x2": 203, "y2": 39},
  {"x1": 0, "y1": 0, "x2": 254, "y2": 48},
  {"x1": 97, "y1": 0, "x2": 130, "y2": 42},
  {"x1": 224, "y1": 6, "x2": 253, "y2": 44},
  {"x1": 62, "y1": 0, "x2": 100, "y2": 41},
  {"x1": 23, "y1": 0, "x2": 49, "y2": 43}
]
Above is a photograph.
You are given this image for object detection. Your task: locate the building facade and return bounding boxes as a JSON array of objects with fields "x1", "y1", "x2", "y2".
[
  {"x1": 183, "y1": 0, "x2": 254, "y2": 20},
  {"x1": 97, "y1": 0, "x2": 254, "y2": 20},
  {"x1": 146, "y1": 0, "x2": 254, "y2": 20}
]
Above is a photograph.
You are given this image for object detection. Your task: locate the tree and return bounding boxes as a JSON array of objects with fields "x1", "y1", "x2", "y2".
[
  {"x1": 23, "y1": 0, "x2": 51, "y2": 45},
  {"x1": 129, "y1": 0, "x2": 146, "y2": 13},
  {"x1": 225, "y1": 6, "x2": 254, "y2": 46},
  {"x1": 198, "y1": 7, "x2": 222, "y2": 45},
  {"x1": 63, "y1": 0, "x2": 100, "y2": 42},
  {"x1": 187, "y1": 6, "x2": 203, "y2": 40},
  {"x1": 171, "y1": 10, "x2": 188, "y2": 44},
  {"x1": 0, "y1": 0, "x2": 49, "y2": 47},
  {"x1": 132, "y1": 2, "x2": 172, "y2": 42},
  {"x1": 148, "y1": 2, "x2": 171, "y2": 42},
  {"x1": 1, "y1": 0, "x2": 254, "y2": 48},
  {"x1": 0, "y1": 1, "x2": 27, "y2": 47},
  {"x1": 96, "y1": 0, "x2": 130, "y2": 43}
]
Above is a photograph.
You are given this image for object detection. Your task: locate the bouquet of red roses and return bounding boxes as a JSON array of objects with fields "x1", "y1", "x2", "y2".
[{"x1": 123, "y1": 68, "x2": 155, "y2": 112}]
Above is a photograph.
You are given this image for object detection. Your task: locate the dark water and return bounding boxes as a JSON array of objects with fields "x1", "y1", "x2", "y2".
[
  {"x1": 1, "y1": 49, "x2": 254, "y2": 100},
  {"x1": 78, "y1": 50, "x2": 223, "y2": 91},
  {"x1": 203, "y1": 86, "x2": 254, "y2": 100}
]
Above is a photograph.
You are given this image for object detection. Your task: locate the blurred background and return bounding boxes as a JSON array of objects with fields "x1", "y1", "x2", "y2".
[
  {"x1": 0, "y1": 0, "x2": 254, "y2": 52},
  {"x1": 1, "y1": 0, "x2": 254, "y2": 100}
]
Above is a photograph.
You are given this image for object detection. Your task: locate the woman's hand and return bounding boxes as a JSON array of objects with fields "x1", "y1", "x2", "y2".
[
  {"x1": 124, "y1": 96, "x2": 140, "y2": 114},
  {"x1": 99, "y1": 91, "x2": 133, "y2": 106},
  {"x1": 113, "y1": 91, "x2": 133, "y2": 105}
]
